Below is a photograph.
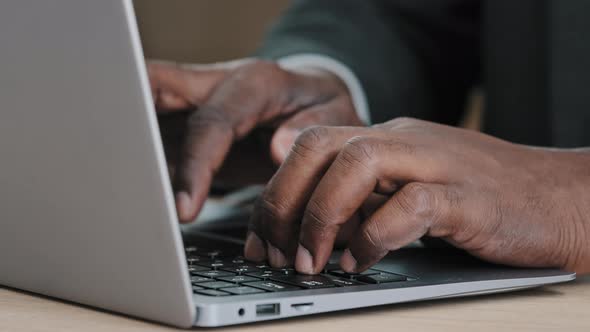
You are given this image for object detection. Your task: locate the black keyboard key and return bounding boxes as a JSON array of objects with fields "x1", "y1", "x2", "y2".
[
  {"x1": 243, "y1": 281, "x2": 301, "y2": 292},
  {"x1": 272, "y1": 274, "x2": 336, "y2": 289},
  {"x1": 195, "y1": 289, "x2": 230, "y2": 297},
  {"x1": 204, "y1": 250, "x2": 231, "y2": 259},
  {"x1": 245, "y1": 270, "x2": 277, "y2": 279},
  {"x1": 218, "y1": 275, "x2": 261, "y2": 284},
  {"x1": 324, "y1": 275, "x2": 364, "y2": 287},
  {"x1": 200, "y1": 281, "x2": 237, "y2": 289},
  {"x1": 221, "y1": 286, "x2": 266, "y2": 295},
  {"x1": 246, "y1": 269, "x2": 296, "y2": 279},
  {"x1": 328, "y1": 269, "x2": 380, "y2": 279},
  {"x1": 231, "y1": 257, "x2": 246, "y2": 264},
  {"x1": 194, "y1": 270, "x2": 236, "y2": 278},
  {"x1": 254, "y1": 264, "x2": 271, "y2": 269},
  {"x1": 197, "y1": 260, "x2": 230, "y2": 269},
  {"x1": 222, "y1": 265, "x2": 260, "y2": 274},
  {"x1": 190, "y1": 276, "x2": 214, "y2": 284},
  {"x1": 356, "y1": 273, "x2": 407, "y2": 284},
  {"x1": 188, "y1": 265, "x2": 210, "y2": 273},
  {"x1": 271, "y1": 267, "x2": 296, "y2": 276},
  {"x1": 185, "y1": 246, "x2": 199, "y2": 254},
  {"x1": 322, "y1": 263, "x2": 342, "y2": 274},
  {"x1": 187, "y1": 256, "x2": 205, "y2": 265}
]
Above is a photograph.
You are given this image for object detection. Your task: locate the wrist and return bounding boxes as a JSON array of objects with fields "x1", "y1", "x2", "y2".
[
  {"x1": 545, "y1": 148, "x2": 590, "y2": 274},
  {"x1": 277, "y1": 54, "x2": 371, "y2": 125}
]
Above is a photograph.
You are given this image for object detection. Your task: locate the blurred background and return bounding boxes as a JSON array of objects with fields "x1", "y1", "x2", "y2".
[
  {"x1": 134, "y1": 0, "x2": 481, "y2": 132},
  {"x1": 134, "y1": 0, "x2": 289, "y2": 63}
]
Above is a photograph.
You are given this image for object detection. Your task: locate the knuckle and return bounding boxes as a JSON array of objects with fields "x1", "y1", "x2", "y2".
[
  {"x1": 254, "y1": 194, "x2": 290, "y2": 224},
  {"x1": 236, "y1": 60, "x2": 286, "y2": 87},
  {"x1": 339, "y1": 136, "x2": 378, "y2": 168},
  {"x1": 292, "y1": 126, "x2": 332, "y2": 155},
  {"x1": 396, "y1": 183, "x2": 438, "y2": 220},
  {"x1": 385, "y1": 138, "x2": 415, "y2": 156},
  {"x1": 252, "y1": 195, "x2": 294, "y2": 242},
  {"x1": 304, "y1": 199, "x2": 336, "y2": 236},
  {"x1": 387, "y1": 117, "x2": 419, "y2": 129}
]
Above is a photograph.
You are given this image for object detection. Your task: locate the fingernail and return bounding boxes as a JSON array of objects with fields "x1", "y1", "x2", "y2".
[
  {"x1": 175, "y1": 192, "x2": 192, "y2": 222},
  {"x1": 340, "y1": 249, "x2": 358, "y2": 273},
  {"x1": 244, "y1": 233, "x2": 266, "y2": 261},
  {"x1": 295, "y1": 244, "x2": 314, "y2": 274},
  {"x1": 267, "y1": 242, "x2": 287, "y2": 268}
]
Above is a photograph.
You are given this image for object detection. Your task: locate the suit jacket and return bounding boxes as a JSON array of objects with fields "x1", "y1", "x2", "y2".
[{"x1": 258, "y1": 0, "x2": 590, "y2": 147}]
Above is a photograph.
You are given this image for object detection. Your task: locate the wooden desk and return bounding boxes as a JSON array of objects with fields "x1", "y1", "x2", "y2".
[{"x1": 1, "y1": 276, "x2": 589, "y2": 332}]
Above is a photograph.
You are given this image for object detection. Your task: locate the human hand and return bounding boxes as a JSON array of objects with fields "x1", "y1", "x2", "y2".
[
  {"x1": 245, "y1": 118, "x2": 590, "y2": 275},
  {"x1": 148, "y1": 59, "x2": 362, "y2": 222}
]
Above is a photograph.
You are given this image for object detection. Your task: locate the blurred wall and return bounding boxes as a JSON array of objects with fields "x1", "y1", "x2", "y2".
[
  {"x1": 134, "y1": 0, "x2": 289, "y2": 63},
  {"x1": 134, "y1": 0, "x2": 482, "y2": 128}
]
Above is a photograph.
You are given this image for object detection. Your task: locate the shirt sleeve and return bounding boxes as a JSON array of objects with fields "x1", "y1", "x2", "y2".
[
  {"x1": 277, "y1": 53, "x2": 371, "y2": 125},
  {"x1": 257, "y1": 0, "x2": 481, "y2": 126}
]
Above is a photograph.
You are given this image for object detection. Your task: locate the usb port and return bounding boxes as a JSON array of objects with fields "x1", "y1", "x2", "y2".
[{"x1": 256, "y1": 303, "x2": 280, "y2": 316}]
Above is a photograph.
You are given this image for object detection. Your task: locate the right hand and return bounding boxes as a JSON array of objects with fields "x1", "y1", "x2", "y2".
[
  {"x1": 244, "y1": 118, "x2": 590, "y2": 274},
  {"x1": 148, "y1": 59, "x2": 363, "y2": 222}
]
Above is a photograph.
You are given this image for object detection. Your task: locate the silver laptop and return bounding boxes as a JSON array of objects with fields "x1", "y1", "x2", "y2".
[{"x1": 0, "y1": 0, "x2": 575, "y2": 328}]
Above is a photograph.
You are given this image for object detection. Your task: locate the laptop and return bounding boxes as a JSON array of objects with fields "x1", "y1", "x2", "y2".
[{"x1": 0, "y1": 0, "x2": 575, "y2": 328}]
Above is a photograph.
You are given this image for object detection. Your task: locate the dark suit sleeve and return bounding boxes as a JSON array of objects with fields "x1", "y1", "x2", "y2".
[{"x1": 257, "y1": 0, "x2": 481, "y2": 125}]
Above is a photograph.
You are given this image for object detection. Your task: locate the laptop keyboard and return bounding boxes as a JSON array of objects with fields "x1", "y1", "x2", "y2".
[{"x1": 185, "y1": 246, "x2": 410, "y2": 297}]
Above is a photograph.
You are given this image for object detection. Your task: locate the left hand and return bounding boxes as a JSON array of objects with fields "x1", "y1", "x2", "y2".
[
  {"x1": 148, "y1": 59, "x2": 362, "y2": 222},
  {"x1": 245, "y1": 117, "x2": 590, "y2": 275}
]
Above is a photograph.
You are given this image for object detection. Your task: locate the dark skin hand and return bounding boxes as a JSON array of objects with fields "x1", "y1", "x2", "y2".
[
  {"x1": 148, "y1": 59, "x2": 363, "y2": 222},
  {"x1": 245, "y1": 118, "x2": 590, "y2": 275}
]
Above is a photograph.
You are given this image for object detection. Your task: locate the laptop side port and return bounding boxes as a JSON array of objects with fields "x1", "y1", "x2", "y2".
[
  {"x1": 256, "y1": 303, "x2": 280, "y2": 316},
  {"x1": 291, "y1": 302, "x2": 314, "y2": 312}
]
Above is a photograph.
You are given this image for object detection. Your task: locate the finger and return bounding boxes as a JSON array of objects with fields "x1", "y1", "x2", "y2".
[
  {"x1": 270, "y1": 95, "x2": 361, "y2": 165},
  {"x1": 147, "y1": 61, "x2": 226, "y2": 110},
  {"x1": 334, "y1": 212, "x2": 362, "y2": 248},
  {"x1": 361, "y1": 193, "x2": 390, "y2": 217},
  {"x1": 340, "y1": 183, "x2": 460, "y2": 272},
  {"x1": 246, "y1": 126, "x2": 372, "y2": 265},
  {"x1": 173, "y1": 109, "x2": 235, "y2": 222},
  {"x1": 173, "y1": 66, "x2": 280, "y2": 221},
  {"x1": 296, "y1": 136, "x2": 451, "y2": 274}
]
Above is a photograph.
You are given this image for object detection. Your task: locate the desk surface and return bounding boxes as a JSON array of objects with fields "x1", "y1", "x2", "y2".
[{"x1": 1, "y1": 276, "x2": 589, "y2": 332}]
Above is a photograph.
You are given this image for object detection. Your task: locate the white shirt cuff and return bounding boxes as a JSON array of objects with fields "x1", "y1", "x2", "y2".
[{"x1": 277, "y1": 54, "x2": 371, "y2": 125}]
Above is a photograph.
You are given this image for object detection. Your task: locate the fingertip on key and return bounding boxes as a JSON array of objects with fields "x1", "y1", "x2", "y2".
[
  {"x1": 295, "y1": 244, "x2": 315, "y2": 274},
  {"x1": 340, "y1": 248, "x2": 358, "y2": 273},
  {"x1": 267, "y1": 242, "x2": 288, "y2": 268},
  {"x1": 244, "y1": 232, "x2": 267, "y2": 262}
]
